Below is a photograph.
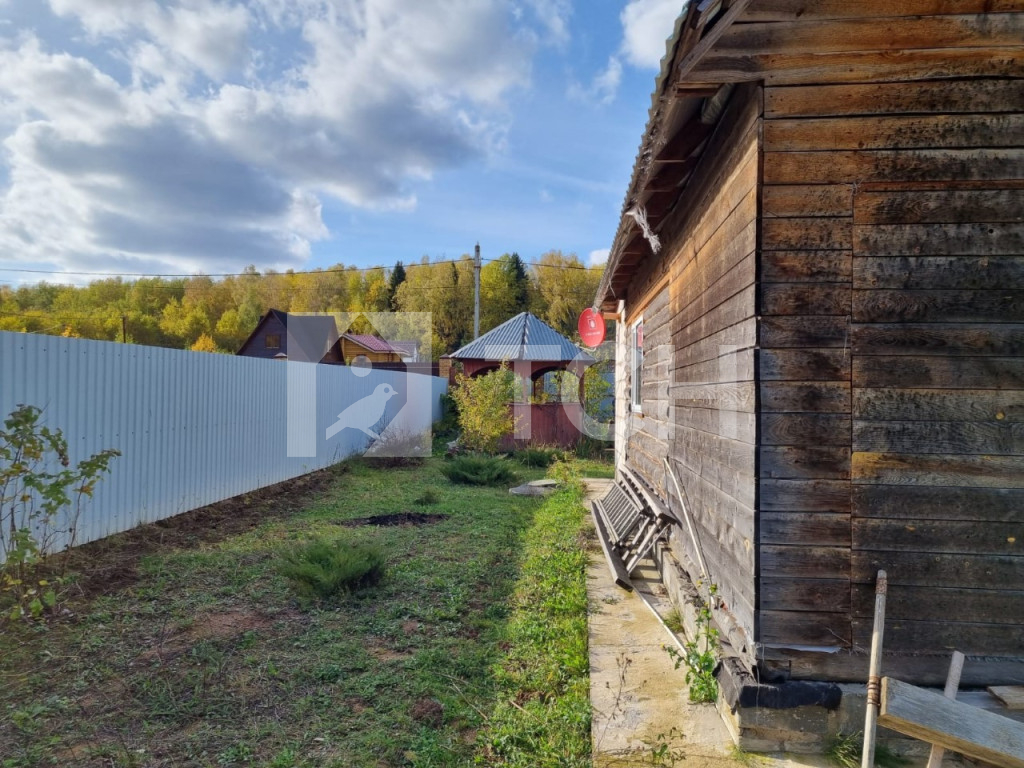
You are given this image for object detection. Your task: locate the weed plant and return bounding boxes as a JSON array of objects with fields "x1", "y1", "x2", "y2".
[
  {"x1": 414, "y1": 488, "x2": 440, "y2": 505},
  {"x1": 825, "y1": 732, "x2": 909, "y2": 768},
  {"x1": 441, "y1": 455, "x2": 519, "y2": 486},
  {"x1": 278, "y1": 538, "x2": 385, "y2": 599},
  {"x1": 514, "y1": 446, "x2": 563, "y2": 468}
]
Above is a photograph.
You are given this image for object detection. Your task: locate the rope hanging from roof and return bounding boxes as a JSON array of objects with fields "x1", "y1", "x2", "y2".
[{"x1": 625, "y1": 204, "x2": 661, "y2": 254}]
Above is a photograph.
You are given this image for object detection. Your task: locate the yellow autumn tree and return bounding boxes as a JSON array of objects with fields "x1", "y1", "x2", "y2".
[{"x1": 190, "y1": 333, "x2": 221, "y2": 353}]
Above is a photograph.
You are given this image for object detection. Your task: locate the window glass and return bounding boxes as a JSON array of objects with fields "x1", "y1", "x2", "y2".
[{"x1": 265, "y1": 334, "x2": 281, "y2": 349}]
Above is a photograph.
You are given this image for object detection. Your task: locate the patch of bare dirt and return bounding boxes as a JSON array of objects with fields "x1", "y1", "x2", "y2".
[
  {"x1": 136, "y1": 609, "x2": 273, "y2": 662},
  {"x1": 341, "y1": 512, "x2": 446, "y2": 527},
  {"x1": 410, "y1": 697, "x2": 444, "y2": 727},
  {"x1": 63, "y1": 465, "x2": 345, "y2": 600},
  {"x1": 366, "y1": 642, "x2": 414, "y2": 662}
]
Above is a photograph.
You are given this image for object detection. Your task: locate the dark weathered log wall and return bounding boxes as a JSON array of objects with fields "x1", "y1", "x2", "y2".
[
  {"x1": 749, "y1": 5, "x2": 1024, "y2": 681},
  {"x1": 624, "y1": 83, "x2": 762, "y2": 656}
]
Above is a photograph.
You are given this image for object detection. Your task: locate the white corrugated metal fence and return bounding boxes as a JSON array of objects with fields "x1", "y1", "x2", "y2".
[{"x1": 0, "y1": 331, "x2": 447, "y2": 556}]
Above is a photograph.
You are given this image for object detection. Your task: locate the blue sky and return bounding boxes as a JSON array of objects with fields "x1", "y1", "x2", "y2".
[{"x1": 0, "y1": 0, "x2": 682, "y2": 281}]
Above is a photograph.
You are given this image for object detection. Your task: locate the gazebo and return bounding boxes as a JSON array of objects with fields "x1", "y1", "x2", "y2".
[{"x1": 442, "y1": 312, "x2": 593, "y2": 447}]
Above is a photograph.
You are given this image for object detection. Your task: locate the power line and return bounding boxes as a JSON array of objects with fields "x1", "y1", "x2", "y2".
[{"x1": 0, "y1": 253, "x2": 593, "y2": 280}]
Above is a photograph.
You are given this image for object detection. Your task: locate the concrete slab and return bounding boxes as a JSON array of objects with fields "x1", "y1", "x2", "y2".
[{"x1": 582, "y1": 478, "x2": 926, "y2": 768}]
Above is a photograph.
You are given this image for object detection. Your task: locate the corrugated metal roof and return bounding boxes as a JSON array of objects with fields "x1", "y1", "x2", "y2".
[
  {"x1": 448, "y1": 312, "x2": 591, "y2": 362},
  {"x1": 343, "y1": 333, "x2": 397, "y2": 353}
]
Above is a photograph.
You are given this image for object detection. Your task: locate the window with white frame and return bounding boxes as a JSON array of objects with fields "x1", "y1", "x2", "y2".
[{"x1": 631, "y1": 318, "x2": 643, "y2": 412}]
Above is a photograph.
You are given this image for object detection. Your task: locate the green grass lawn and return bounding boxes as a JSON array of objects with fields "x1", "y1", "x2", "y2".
[{"x1": 0, "y1": 455, "x2": 600, "y2": 768}]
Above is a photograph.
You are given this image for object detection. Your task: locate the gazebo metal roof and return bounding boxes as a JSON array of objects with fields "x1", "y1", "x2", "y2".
[{"x1": 448, "y1": 312, "x2": 592, "y2": 362}]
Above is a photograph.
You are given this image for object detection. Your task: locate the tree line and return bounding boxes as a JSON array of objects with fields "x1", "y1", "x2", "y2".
[{"x1": 0, "y1": 251, "x2": 603, "y2": 359}]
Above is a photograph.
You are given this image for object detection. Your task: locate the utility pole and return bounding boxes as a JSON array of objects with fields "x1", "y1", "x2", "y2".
[
  {"x1": 121, "y1": 314, "x2": 127, "y2": 343},
  {"x1": 473, "y1": 242, "x2": 481, "y2": 340}
]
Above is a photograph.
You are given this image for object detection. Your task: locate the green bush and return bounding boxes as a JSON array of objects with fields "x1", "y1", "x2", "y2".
[
  {"x1": 449, "y1": 367, "x2": 518, "y2": 453},
  {"x1": 440, "y1": 456, "x2": 519, "y2": 486},
  {"x1": 514, "y1": 446, "x2": 563, "y2": 468},
  {"x1": 278, "y1": 539, "x2": 385, "y2": 599}
]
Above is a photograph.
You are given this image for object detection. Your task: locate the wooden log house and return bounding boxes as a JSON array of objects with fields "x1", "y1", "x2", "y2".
[{"x1": 595, "y1": 0, "x2": 1024, "y2": 707}]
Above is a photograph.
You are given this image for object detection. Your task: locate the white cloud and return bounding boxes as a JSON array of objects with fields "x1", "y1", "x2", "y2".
[
  {"x1": 568, "y1": 55, "x2": 622, "y2": 105},
  {"x1": 0, "y1": 0, "x2": 548, "y2": 273},
  {"x1": 620, "y1": 0, "x2": 681, "y2": 70},
  {"x1": 522, "y1": 0, "x2": 572, "y2": 45},
  {"x1": 588, "y1": 248, "x2": 609, "y2": 267}
]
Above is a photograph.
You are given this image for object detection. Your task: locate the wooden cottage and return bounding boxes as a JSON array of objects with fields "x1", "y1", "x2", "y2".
[
  {"x1": 595, "y1": 0, "x2": 1024, "y2": 722},
  {"x1": 236, "y1": 309, "x2": 343, "y2": 363},
  {"x1": 340, "y1": 333, "x2": 403, "y2": 365}
]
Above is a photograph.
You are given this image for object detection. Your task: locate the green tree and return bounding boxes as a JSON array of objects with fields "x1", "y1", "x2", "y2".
[
  {"x1": 480, "y1": 252, "x2": 529, "y2": 333},
  {"x1": 388, "y1": 261, "x2": 407, "y2": 311},
  {"x1": 450, "y1": 367, "x2": 518, "y2": 453},
  {"x1": 529, "y1": 251, "x2": 603, "y2": 339}
]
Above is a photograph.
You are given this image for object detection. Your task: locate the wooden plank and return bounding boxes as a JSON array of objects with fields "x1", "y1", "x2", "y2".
[
  {"x1": 692, "y1": 47, "x2": 1024, "y2": 86},
  {"x1": 654, "y1": 120, "x2": 714, "y2": 164},
  {"x1": 675, "y1": 317, "x2": 757, "y2": 367},
  {"x1": 676, "y1": 284, "x2": 757, "y2": 341},
  {"x1": 761, "y1": 250, "x2": 852, "y2": 283},
  {"x1": 761, "y1": 316, "x2": 850, "y2": 348},
  {"x1": 761, "y1": 545, "x2": 850, "y2": 580},
  {"x1": 854, "y1": 187, "x2": 1024, "y2": 225},
  {"x1": 852, "y1": 551, "x2": 1024, "y2": 588},
  {"x1": 760, "y1": 478, "x2": 851, "y2": 513},
  {"x1": 675, "y1": 0, "x2": 755, "y2": 81},
  {"x1": 761, "y1": 382, "x2": 850, "y2": 413},
  {"x1": 761, "y1": 578, "x2": 850, "y2": 612},
  {"x1": 853, "y1": 256, "x2": 1024, "y2": 291},
  {"x1": 852, "y1": 323, "x2": 1024, "y2": 357},
  {"x1": 673, "y1": 423, "x2": 757, "y2": 473},
  {"x1": 765, "y1": 79, "x2": 1024, "y2": 119},
  {"x1": 713, "y1": 15, "x2": 1024, "y2": 56},
  {"x1": 853, "y1": 485, "x2": 1024, "y2": 522},
  {"x1": 761, "y1": 217, "x2": 852, "y2": 250},
  {"x1": 852, "y1": 452, "x2": 1024, "y2": 488},
  {"x1": 761, "y1": 446, "x2": 851, "y2": 479},
  {"x1": 853, "y1": 289, "x2": 1024, "y2": 324},
  {"x1": 762, "y1": 284, "x2": 850, "y2": 316},
  {"x1": 990, "y1": 687, "x2": 1024, "y2": 711},
  {"x1": 859, "y1": 620, "x2": 1024, "y2": 654},
  {"x1": 675, "y1": 247, "x2": 756, "y2": 322},
  {"x1": 852, "y1": 584, "x2": 1024, "y2": 624},
  {"x1": 853, "y1": 419, "x2": 1024, "y2": 455},
  {"x1": 760, "y1": 413, "x2": 851, "y2": 446},
  {"x1": 852, "y1": 518, "x2": 1023, "y2": 555},
  {"x1": 674, "y1": 350, "x2": 756, "y2": 387},
  {"x1": 880, "y1": 676, "x2": 1024, "y2": 768},
  {"x1": 764, "y1": 149, "x2": 1024, "y2": 185},
  {"x1": 672, "y1": 381, "x2": 757, "y2": 413},
  {"x1": 762, "y1": 184, "x2": 852, "y2": 218},
  {"x1": 852, "y1": 388, "x2": 1024, "y2": 422},
  {"x1": 766, "y1": 114, "x2": 1024, "y2": 152},
  {"x1": 760, "y1": 609, "x2": 852, "y2": 646},
  {"x1": 761, "y1": 513, "x2": 850, "y2": 546},
  {"x1": 742, "y1": 0, "x2": 1024, "y2": 22},
  {"x1": 676, "y1": 405, "x2": 757, "y2": 444},
  {"x1": 759, "y1": 647, "x2": 1024, "y2": 686},
  {"x1": 854, "y1": 222, "x2": 1024, "y2": 257},
  {"x1": 759, "y1": 348, "x2": 851, "y2": 381}
]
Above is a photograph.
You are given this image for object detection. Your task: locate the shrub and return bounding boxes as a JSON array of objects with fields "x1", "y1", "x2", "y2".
[
  {"x1": 440, "y1": 456, "x2": 519, "y2": 487},
  {"x1": 278, "y1": 538, "x2": 385, "y2": 600},
  {"x1": 514, "y1": 446, "x2": 563, "y2": 468},
  {"x1": 414, "y1": 488, "x2": 440, "y2": 506},
  {"x1": 1, "y1": 404, "x2": 120, "y2": 620},
  {"x1": 449, "y1": 367, "x2": 518, "y2": 453}
]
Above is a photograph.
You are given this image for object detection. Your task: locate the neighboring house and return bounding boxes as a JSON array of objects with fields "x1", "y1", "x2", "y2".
[
  {"x1": 236, "y1": 309, "x2": 343, "y2": 363},
  {"x1": 594, "y1": 0, "x2": 1023, "y2": 746},
  {"x1": 390, "y1": 340, "x2": 420, "y2": 363},
  {"x1": 340, "y1": 333, "x2": 403, "y2": 364}
]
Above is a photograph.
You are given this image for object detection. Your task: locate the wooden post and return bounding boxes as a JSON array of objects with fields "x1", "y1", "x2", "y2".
[
  {"x1": 926, "y1": 651, "x2": 966, "y2": 768},
  {"x1": 862, "y1": 570, "x2": 888, "y2": 768}
]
